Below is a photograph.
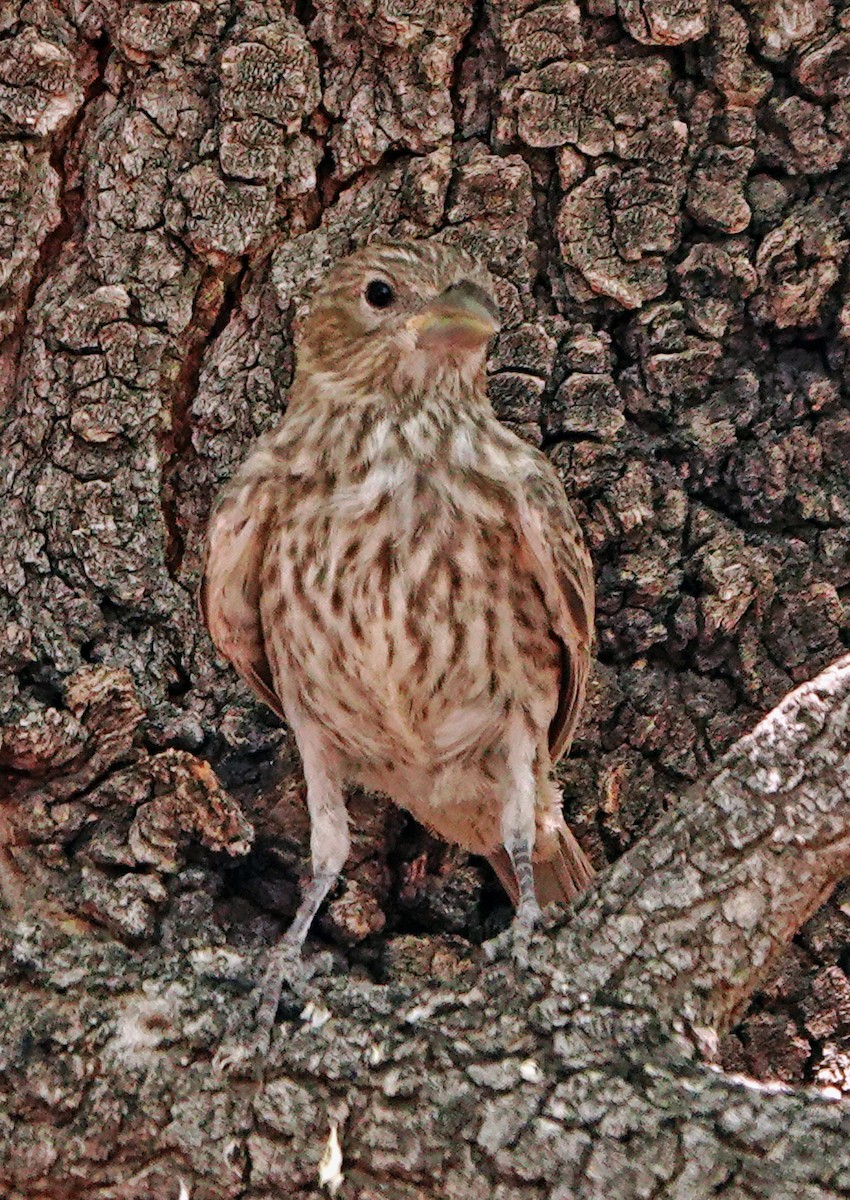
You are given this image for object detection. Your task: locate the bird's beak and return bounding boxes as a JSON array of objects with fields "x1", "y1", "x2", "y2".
[{"x1": 407, "y1": 281, "x2": 500, "y2": 352}]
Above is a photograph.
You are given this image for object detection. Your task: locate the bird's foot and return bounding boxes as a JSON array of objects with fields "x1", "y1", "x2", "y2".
[
  {"x1": 212, "y1": 1038, "x2": 262, "y2": 1077},
  {"x1": 483, "y1": 900, "x2": 543, "y2": 970},
  {"x1": 213, "y1": 944, "x2": 333, "y2": 1078}
]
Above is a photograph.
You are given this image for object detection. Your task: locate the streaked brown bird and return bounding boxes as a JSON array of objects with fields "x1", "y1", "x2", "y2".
[{"x1": 201, "y1": 240, "x2": 595, "y2": 1036}]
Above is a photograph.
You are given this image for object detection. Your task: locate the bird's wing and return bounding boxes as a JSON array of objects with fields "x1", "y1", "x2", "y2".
[
  {"x1": 199, "y1": 478, "x2": 284, "y2": 720},
  {"x1": 516, "y1": 455, "x2": 595, "y2": 762}
]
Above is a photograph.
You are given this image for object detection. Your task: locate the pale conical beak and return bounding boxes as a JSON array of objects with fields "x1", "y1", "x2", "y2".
[{"x1": 408, "y1": 280, "x2": 500, "y2": 351}]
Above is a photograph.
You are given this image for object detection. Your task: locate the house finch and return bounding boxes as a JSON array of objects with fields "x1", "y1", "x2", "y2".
[{"x1": 201, "y1": 240, "x2": 594, "y2": 1038}]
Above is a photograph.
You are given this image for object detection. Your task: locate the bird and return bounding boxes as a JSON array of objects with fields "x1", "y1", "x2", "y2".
[{"x1": 201, "y1": 239, "x2": 595, "y2": 1040}]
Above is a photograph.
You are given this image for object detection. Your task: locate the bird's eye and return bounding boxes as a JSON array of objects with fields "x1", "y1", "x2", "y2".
[{"x1": 364, "y1": 279, "x2": 395, "y2": 309}]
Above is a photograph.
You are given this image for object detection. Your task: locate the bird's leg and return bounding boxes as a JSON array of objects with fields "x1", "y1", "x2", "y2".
[
  {"x1": 485, "y1": 721, "x2": 542, "y2": 968},
  {"x1": 254, "y1": 868, "x2": 339, "y2": 1035},
  {"x1": 255, "y1": 731, "x2": 349, "y2": 1041},
  {"x1": 505, "y1": 833, "x2": 542, "y2": 954},
  {"x1": 216, "y1": 734, "x2": 349, "y2": 1075}
]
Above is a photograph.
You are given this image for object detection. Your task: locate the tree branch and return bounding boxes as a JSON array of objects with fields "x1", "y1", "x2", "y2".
[
  {"x1": 558, "y1": 653, "x2": 850, "y2": 1037},
  {"x1": 3, "y1": 656, "x2": 850, "y2": 1198}
]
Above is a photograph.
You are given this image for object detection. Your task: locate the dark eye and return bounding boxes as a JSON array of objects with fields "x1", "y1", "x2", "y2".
[{"x1": 364, "y1": 279, "x2": 395, "y2": 309}]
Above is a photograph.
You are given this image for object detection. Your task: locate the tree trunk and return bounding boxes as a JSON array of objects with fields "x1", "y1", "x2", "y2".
[{"x1": 2, "y1": 0, "x2": 850, "y2": 1195}]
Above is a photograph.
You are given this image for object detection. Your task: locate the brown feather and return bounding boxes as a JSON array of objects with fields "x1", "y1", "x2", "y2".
[
  {"x1": 488, "y1": 823, "x2": 594, "y2": 909},
  {"x1": 200, "y1": 240, "x2": 597, "y2": 959},
  {"x1": 518, "y1": 461, "x2": 595, "y2": 762},
  {"x1": 200, "y1": 485, "x2": 284, "y2": 720}
]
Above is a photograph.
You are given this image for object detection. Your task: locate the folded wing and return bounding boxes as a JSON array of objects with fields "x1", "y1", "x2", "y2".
[
  {"x1": 518, "y1": 457, "x2": 595, "y2": 761},
  {"x1": 199, "y1": 480, "x2": 284, "y2": 720},
  {"x1": 486, "y1": 452, "x2": 596, "y2": 907}
]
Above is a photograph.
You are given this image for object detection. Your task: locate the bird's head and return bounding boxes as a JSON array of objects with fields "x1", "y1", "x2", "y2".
[{"x1": 295, "y1": 241, "x2": 501, "y2": 405}]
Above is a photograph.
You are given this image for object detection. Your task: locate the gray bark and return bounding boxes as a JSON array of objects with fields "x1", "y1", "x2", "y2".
[
  {"x1": 2, "y1": 658, "x2": 850, "y2": 1197},
  {"x1": 2, "y1": 0, "x2": 850, "y2": 1193}
]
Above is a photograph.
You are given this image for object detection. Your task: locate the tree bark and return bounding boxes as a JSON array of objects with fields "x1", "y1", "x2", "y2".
[
  {"x1": 2, "y1": 0, "x2": 850, "y2": 1194},
  {"x1": 2, "y1": 658, "x2": 850, "y2": 1198}
]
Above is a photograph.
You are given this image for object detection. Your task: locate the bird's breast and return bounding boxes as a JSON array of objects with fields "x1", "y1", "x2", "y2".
[{"x1": 261, "y1": 462, "x2": 558, "y2": 773}]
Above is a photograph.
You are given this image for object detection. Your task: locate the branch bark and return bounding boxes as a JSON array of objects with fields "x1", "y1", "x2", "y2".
[
  {"x1": 3, "y1": 0, "x2": 850, "y2": 1193},
  {"x1": 2, "y1": 657, "x2": 850, "y2": 1198}
]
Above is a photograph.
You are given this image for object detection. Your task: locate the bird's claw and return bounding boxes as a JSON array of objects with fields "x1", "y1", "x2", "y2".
[
  {"x1": 484, "y1": 903, "x2": 543, "y2": 970},
  {"x1": 212, "y1": 947, "x2": 334, "y2": 1078},
  {"x1": 262, "y1": 942, "x2": 314, "y2": 999},
  {"x1": 262, "y1": 943, "x2": 334, "y2": 999},
  {"x1": 212, "y1": 1040, "x2": 262, "y2": 1077}
]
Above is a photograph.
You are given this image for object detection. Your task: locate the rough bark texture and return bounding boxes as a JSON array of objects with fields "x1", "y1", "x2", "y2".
[
  {"x1": 3, "y1": 657, "x2": 850, "y2": 1198},
  {"x1": 1, "y1": 0, "x2": 850, "y2": 1192}
]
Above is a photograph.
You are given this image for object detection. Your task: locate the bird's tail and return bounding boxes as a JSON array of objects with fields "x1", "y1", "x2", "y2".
[{"x1": 487, "y1": 822, "x2": 594, "y2": 909}]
